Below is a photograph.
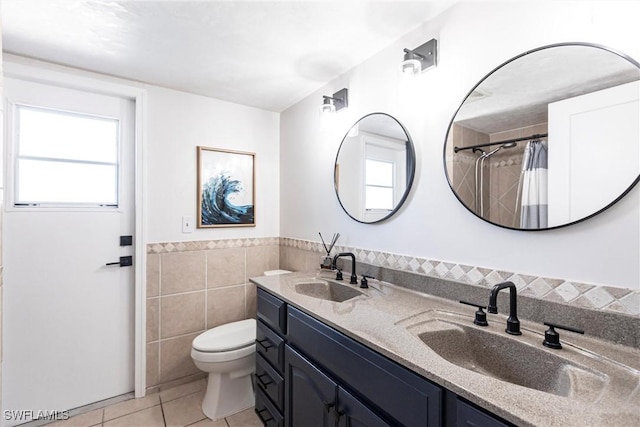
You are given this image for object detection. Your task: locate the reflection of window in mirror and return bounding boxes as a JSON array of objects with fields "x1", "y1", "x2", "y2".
[
  {"x1": 363, "y1": 134, "x2": 407, "y2": 222},
  {"x1": 365, "y1": 158, "x2": 394, "y2": 211}
]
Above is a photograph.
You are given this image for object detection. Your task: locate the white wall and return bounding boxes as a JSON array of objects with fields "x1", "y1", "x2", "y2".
[
  {"x1": 280, "y1": 1, "x2": 640, "y2": 290},
  {"x1": 0, "y1": 55, "x2": 281, "y2": 245},
  {"x1": 146, "y1": 86, "x2": 280, "y2": 243}
]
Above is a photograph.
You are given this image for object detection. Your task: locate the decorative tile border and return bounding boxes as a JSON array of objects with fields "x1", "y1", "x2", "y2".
[
  {"x1": 147, "y1": 237, "x2": 280, "y2": 254},
  {"x1": 146, "y1": 237, "x2": 638, "y2": 316},
  {"x1": 281, "y1": 237, "x2": 640, "y2": 316}
]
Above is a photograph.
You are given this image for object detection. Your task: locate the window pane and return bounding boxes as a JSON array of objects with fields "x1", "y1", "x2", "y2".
[
  {"x1": 18, "y1": 106, "x2": 118, "y2": 163},
  {"x1": 17, "y1": 159, "x2": 118, "y2": 205},
  {"x1": 366, "y1": 186, "x2": 393, "y2": 210},
  {"x1": 366, "y1": 159, "x2": 393, "y2": 186}
]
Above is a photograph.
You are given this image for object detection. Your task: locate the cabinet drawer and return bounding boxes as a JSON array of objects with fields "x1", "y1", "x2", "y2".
[
  {"x1": 457, "y1": 399, "x2": 512, "y2": 427},
  {"x1": 257, "y1": 288, "x2": 287, "y2": 335},
  {"x1": 288, "y1": 306, "x2": 442, "y2": 427},
  {"x1": 256, "y1": 353, "x2": 284, "y2": 411},
  {"x1": 255, "y1": 387, "x2": 284, "y2": 427},
  {"x1": 257, "y1": 319, "x2": 285, "y2": 372}
]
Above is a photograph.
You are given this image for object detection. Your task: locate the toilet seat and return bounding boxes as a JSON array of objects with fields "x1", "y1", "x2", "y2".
[
  {"x1": 191, "y1": 344, "x2": 255, "y2": 363},
  {"x1": 193, "y1": 319, "x2": 256, "y2": 352},
  {"x1": 191, "y1": 319, "x2": 256, "y2": 363}
]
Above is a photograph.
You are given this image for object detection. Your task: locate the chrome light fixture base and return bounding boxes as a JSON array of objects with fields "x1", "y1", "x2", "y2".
[
  {"x1": 320, "y1": 88, "x2": 349, "y2": 113},
  {"x1": 401, "y1": 39, "x2": 437, "y2": 75}
]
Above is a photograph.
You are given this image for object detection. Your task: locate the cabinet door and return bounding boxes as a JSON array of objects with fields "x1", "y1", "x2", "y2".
[
  {"x1": 456, "y1": 399, "x2": 512, "y2": 427},
  {"x1": 257, "y1": 288, "x2": 287, "y2": 335},
  {"x1": 288, "y1": 306, "x2": 442, "y2": 426},
  {"x1": 257, "y1": 320, "x2": 285, "y2": 372},
  {"x1": 285, "y1": 346, "x2": 337, "y2": 427},
  {"x1": 337, "y1": 387, "x2": 391, "y2": 427},
  {"x1": 255, "y1": 387, "x2": 284, "y2": 427},
  {"x1": 256, "y1": 353, "x2": 284, "y2": 411}
]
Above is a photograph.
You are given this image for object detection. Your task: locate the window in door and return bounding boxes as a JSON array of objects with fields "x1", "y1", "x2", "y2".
[{"x1": 13, "y1": 104, "x2": 120, "y2": 207}]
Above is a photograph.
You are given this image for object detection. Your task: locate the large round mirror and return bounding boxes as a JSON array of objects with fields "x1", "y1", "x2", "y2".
[
  {"x1": 335, "y1": 113, "x2": 416, "y2": 223},
  {"x1": 444, "y1": 43, "x2": 640, "y2": 230}
]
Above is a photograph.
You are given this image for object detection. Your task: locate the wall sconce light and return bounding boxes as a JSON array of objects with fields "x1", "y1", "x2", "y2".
[
  {"x1": 401, "y1": 39, "x2": 437, "y2": 75},
  {"x1": 320, "y1": 88, "x2": 348, "y2": 113}
]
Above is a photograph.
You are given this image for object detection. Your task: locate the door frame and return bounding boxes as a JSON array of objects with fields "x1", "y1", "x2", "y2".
[{"x1": 3, "y1": 54, "x2": 148, "y2": 398}]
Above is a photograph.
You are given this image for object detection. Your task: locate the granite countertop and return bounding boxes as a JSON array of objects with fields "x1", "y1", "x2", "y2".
[{"x1": 251, "y1": 270, "x2": 640, "y2": 427}]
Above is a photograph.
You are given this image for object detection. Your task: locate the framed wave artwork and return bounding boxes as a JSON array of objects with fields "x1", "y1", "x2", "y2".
[{"x1": 197, "y1": 146, "x2": 255, "y2": 228}]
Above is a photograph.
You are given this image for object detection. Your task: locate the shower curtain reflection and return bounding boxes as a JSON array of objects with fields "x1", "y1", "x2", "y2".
[{"x1": 517, "y1": 139, "x2": 548, "y2": 228}]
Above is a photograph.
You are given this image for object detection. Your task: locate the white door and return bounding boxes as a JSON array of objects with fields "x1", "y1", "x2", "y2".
[
  {"x1": 2, "y1": 77, "x2": 135, "y2": 425},
  {"x1": 548, "y1": 80, "x2": 640, "y2": 226}
]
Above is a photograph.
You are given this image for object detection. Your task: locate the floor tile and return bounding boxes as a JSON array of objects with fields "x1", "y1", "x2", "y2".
[
  {"x1": 103, "y1": 406, "x2": 164, "y2": 427},
  {"x1": 103, "y1": 393, "x2": 160, "y2": 421},
  {"x1": 160, "y1": 378, "x2": 206, "y2": 403},
  {"x1": 226, "y1": 408, "x2": 262, "y2": 427},
  {"x1": 45, "y1": 408, "x2": 103, "y2": 427},
  {"x1": 187, "y1": 418, "x2": 227, "y2": 427},
  {"x1": 163, "y1": 390, "x2": 207, "y2": 427}
]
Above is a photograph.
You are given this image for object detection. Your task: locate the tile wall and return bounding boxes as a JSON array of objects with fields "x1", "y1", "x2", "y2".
[
  {"x1": 145, "y1": 238, "x2": 279, "y2": 390},
  {"x1": 446, "y1": 124, "x2": 489, "y2": 212},
  {"x1": 146, "y1": 235, "x2": 638, "y2": 390},
  {"x1": 279, "y1": 237, "x2": 640, "y2": 316},
  {"x1": 446, "y1": 122, "x2": 549, "y2": 228}
]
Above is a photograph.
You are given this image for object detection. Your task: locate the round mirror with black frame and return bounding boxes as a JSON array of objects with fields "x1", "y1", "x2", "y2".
[
  {"x1": 444, "y1": 42, "x2": 640, "y2": 231},
  {"x1": 334, "y1": 113, "x2": 416, "y2": 224}
]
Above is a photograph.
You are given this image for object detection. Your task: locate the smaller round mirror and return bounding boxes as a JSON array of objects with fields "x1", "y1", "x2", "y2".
[{"x1": 334, "y1": 113, "x2": 416, "y2": 223}]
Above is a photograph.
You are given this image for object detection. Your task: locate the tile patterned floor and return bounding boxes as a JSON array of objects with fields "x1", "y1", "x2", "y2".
[{"x1": 44, "y1": 379, "x2": 262, "y2": 427}]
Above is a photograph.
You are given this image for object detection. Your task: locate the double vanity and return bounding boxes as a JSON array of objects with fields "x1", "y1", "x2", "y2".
[{"x1": 251, "y1": 270, "x2": 640, "y2": 426}]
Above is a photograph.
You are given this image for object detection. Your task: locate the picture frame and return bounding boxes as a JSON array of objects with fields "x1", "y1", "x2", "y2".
[{"x1": 197, "y1": 146, "x2": 255, "y2": 228}]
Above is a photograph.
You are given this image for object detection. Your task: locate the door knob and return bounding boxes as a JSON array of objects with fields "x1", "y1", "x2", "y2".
[{"x1": 106, "y1": 256, "x2": 133, "y2": 267}]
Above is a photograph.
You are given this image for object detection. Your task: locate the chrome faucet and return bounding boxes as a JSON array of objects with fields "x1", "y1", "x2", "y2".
[
  {"x1": 487, "y1": 281, "x2": 521, "y2": 335},
  {"x1": 332, "y1": 252, "x2": 358, "y2": 284}
]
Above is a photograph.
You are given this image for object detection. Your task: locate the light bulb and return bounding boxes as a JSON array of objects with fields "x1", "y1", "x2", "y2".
[
  {"x1": 400, "y1": 59, "x2": 422, "y2": 75},
  {"x1": 320, "y1": 98, "x2": 336, "y2": 114}
]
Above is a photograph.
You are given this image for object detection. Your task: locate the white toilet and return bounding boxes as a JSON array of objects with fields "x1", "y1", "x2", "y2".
[
  {"x1": 191, "y1": 269, "x2": 290, "y2": 420},
  {"x1": 191, "y1": 318, "x2": 257, "y2": 420}
]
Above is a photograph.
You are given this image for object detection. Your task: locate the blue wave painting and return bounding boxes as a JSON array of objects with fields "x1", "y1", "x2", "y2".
[{"x1": 201, "y1": 173, "x2": 254, "y2": 225}]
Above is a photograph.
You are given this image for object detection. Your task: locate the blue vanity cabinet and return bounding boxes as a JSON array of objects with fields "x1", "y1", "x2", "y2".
[
  {"x1": 287, "y1": 305, "x2": 441, "y2": 426},
  {"x1": 255, "y1": 289, "x2": 287, "y2": 425},
  {"x1": 337, "y1": 385, "x2": 393, "y2": 427},
  {"x1": 255, "y1": 388, "x2": 284, "y2": 427},
  {"x1": 456, "y1": 399, "x2": 512, "y2": 427},
  {"x1": 284, "y1": 345, "x2": 338, "y2": 427},
  {"x1": 284, "y1": 345, "x2": 391, "y2": 427},
  {"x1": 256, "y1": 287, "x2": 514, "y2": 427},
  {"x1": 257, "y1": 288, "x2": 287, "y2": 334}
]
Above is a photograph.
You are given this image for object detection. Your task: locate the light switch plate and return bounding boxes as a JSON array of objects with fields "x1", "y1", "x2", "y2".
[{"x1": 182, "y1": 215, "x2": 194, "y2": 233}]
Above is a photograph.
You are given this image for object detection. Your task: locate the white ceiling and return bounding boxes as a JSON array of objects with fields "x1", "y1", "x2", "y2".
[
  {"x1": 454, "y1": 45, "x2": 640, "y2": 134},
  {"x1": 1, "y1": 0, "x2": 453, "y2": 112}
]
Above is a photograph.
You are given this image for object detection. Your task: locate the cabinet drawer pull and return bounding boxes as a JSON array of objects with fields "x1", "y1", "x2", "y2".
[
  {"x1": 324, "y1": 401, "x2": 336, "y2": 413},
  {"x1": 256, "y1": 338, "x2": 273, "y2": 351},
  {"x1": 255, "y1": 407, "x2": 273, "y2": 423},
  {"x1": 254, "y1": 373, "x2": 273, "y2": 389}
]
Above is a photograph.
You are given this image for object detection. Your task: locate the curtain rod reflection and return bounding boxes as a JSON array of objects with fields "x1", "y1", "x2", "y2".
[{"x1": 454, "y1": 133, "x2": 548, "y2": 153}]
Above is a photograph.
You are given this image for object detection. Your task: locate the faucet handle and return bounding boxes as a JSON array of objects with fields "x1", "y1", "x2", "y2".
[
  {"x1": 335, "y1": 269, "x2": 343, "y2": 281},
  {"x1": 360, "y1": 275, "x2": 375, "y2": 289},
  {"x1": 459, "y1": 300, "x2": 489, "y2": 327},
  {"x1": 542, "y1": 322, "x2": 584, "y2": 349}
]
